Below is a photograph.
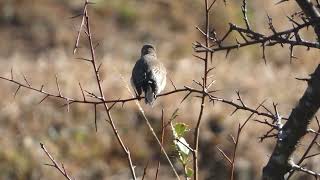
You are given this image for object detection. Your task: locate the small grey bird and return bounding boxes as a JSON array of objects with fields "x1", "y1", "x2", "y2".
[{"x1": 131, "y1": 44, "x2": 167, "y2": 105}]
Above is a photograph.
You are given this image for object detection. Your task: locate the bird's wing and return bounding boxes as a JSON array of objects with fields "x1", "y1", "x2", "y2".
[
  {"x1": 131, "y1": 59, "x2": 148, "y2": 88},
  {"x1": 148, "y1": 61, "x2": 167, "y2": 94}
]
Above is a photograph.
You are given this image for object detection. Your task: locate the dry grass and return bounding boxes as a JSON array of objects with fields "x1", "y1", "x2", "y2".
[{"x1": 0, "y1": 0, "x2": 319, "y2": 179}]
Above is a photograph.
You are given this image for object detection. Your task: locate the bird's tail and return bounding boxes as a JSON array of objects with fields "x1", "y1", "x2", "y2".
[{"x1": 145, "y1": 84, "x2": 155, "y2": 106}]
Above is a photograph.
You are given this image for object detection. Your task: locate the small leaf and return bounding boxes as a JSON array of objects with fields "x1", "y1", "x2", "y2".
[
  {"x1": 170, "y1": 121, "x2": 191, "y2": 165},
  {"x1": 186, "y1": 167, "x2": 193, "y2": 178},
  {"x1": 174, "y1": 123, "x2": 189, "y2": 137}
]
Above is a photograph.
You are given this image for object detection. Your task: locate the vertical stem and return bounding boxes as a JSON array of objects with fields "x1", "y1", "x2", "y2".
[
  {"x1": 155, "y1": 109, "x2": 165, "y2": 180},
  {"x1": 84, "y1": 4, "x2": 136, "y2": 180},
  {"x1": 263, "y1": 64, "x2": 320, "y2": 179},
  {"x1": 230, "y1": 127, "x2": 240, "y2": 180},
  {"x1": 193, "y1": 1, "x2": 210, "y2": 180},
  {"x1": 295, "y1": 0, "x2": 320, "y2": 41}
]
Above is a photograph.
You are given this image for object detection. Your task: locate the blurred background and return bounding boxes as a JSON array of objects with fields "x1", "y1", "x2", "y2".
[{"x1": 0, "y1": 0, "x2": 319, "y2": 179}]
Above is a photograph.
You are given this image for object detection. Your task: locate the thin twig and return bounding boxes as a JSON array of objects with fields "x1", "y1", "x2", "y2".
[
  {"x1": 40, "y1": 143, "x2": 73, "y2": 180},
  {"x1": 155, "y1": 109, "x2": 166, "y2": 180}
]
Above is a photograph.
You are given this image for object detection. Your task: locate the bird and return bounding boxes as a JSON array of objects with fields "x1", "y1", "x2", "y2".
[{"x1": 131, "y1": 44, "x2": 167, "y2": 105}]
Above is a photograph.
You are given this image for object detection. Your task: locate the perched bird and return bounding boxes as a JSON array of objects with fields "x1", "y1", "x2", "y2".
[{"x1": 131, "y1": 44, "x2": 167, "y2": 105}]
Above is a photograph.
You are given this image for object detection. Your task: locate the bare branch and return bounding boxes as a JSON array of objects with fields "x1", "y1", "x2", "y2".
[
  {"x1": 216, "y1": 146, "x2": 232, "y2": 165},
  {"x1": 40, "y1": 143, "x2": 73, "y2": 180},
  {"x1": 263, "y1": 65, "x2": 320, "y2": 179},
  {"x1": 241, "y1": 0, "x2": 251, "y2": 30}
]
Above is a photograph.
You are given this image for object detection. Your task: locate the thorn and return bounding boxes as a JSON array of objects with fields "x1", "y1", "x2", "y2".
[
  {"x1": 10, "y1": 68, "x2": 13, "y2": 80},
  {"x1": 79, "y1": 82, "x2": 86, "y2": 101},
  {"x1": 286, "y1": 15, "x2": 300, "y2": 26},
  {"x1": 70, "y1": 13, "x2": 83, "y2": 19},
  {"x1": 109, "y1": 101, "x2": 118, "y2": 110},
  {"x1": 295, "y1": 77, "x2": 310, "y2": 82},
  {"x1": 207, "y1": 67, "x2": 215, "y2": 75},
  {"x1": 230, "y1": 108, "x2": 239, "y2": 116},
  {"x1": 180, "y1": 91, "x2": 192, "y2": 104},
  {"x1": 14, "y1": 85, "x2": 21, "y2": 98},
  {"x1": 94, "y1": 42, "x2": 100, "y2": 50},
  {"x1": 275, "y1": 0, "x2": 289, "y2": 5},
  {"x1": 207, "y1": 80, "x2": 216, "y2": 89},
  {"x1": 208, "y1": 0, "x2": 218, "y2": 11},
  {"x1": 83, "y1": 28, "x2": 89, "y2": 37},
  {"x1": 40, "y1": 85, "x2": 44, "y2": 92},
  {"x1": 193, "y1": 80, "x2": 203, "y2": 87},
  {"x1": 225, "y1": 49, "x2": 231, "y2": 58},
  {"x1": 169, "y1": 77, "x2": 177, "y2": 90},
  {"x1": 75, "y1": 57, "x2": 92, "y2": 62},
  {"x1": 262, "y1": 44, "x2": 267, "y2": 64},
  {"x1": 23, "y1": 74, "x2": 31, "y2": 87},
  {"x1": 235, "y1": 38, "x2": 240, "y2": 46},
  {"x1": 73, "y1": 46, "x2": 79, "y2": 55},
  {"x1": 66, "y1": 99, "x2": 70, "y2": 113},
  {"x1": 216, "y1": 146, "x2": 232, "y2": 165},
  {"x1": 44, "y1": 163, "x2": 55, "y2": 167},
  {"x1": 97, "y1": 63, "x2": 103, "y2": 73},
  {"x1": 193, "y1": 95, "x2": 203, "y2": 99},
  {"x1": 289, "y1": 45, "x2": 298, "y2": 63},
  {"x1": 55, "y1": 75, "x2": 62, "y2": 97},
  {"x1": 229, "y1": 134, "x2": 236, "y2": 144},
  {"x1": 38, "y1": 94, "x2": 49, "y2": 104},
  {"x1": 193, "y1": 54, "x2": 206, "y2": 61}
]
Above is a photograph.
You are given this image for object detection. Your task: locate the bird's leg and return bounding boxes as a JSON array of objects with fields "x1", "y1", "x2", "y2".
[
  {"x1": 133, "y1": 87, "x2": 142, "y2": 101},
  {"x1": 135, "y1": 91, "x2": 142, "y2": 101},
  {"x1": 136, "y1": 94, "x2": 142, "y2": 101}
]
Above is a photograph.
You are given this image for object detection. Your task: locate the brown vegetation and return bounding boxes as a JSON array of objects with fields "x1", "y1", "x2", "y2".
[{"x1": 0, "y1": 0, "x2": 319, "y2": 180}]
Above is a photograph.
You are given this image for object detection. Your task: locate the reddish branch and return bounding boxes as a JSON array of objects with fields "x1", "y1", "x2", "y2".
[
  {"x1": 217, "y1": 100, "x2": 266, "y2": 180},
  {"x1": 80, "y1": 1, "x2": 136, "y2": 179},
  {"x1": 192, "y1": 0, "x2": 212, "y2": 179},
  {"x1": 0, "y1": 73, "x2": 278, "y2": 123}
]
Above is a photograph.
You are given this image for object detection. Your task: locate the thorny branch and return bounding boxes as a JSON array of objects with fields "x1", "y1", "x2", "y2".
[
  {"x1": 295, "y1": 0, "x2": 320, "y2": 41},
  {"x1": 194, "y1": 1, "x2": 320, "y2": 63},
  {"x1": 192, "y1": 1, "x2": 211, "y2": 179},
  {"x1": 217, "y1": 100, "x2": 266, "y2": 180},
  {"x1": 0, "y1": 74, "x2": 280, "y2": 122},
  {"x1": 78, "y1": 1, "x2": 137, "y2": 179},
  {"x1": 1, "y1": 0, "x2": 320, "y2": 179},
  {"x1": 263, "y1": 65, "x2": 320, "y2": 180},
  {"x1": 40, "y1": 143, "x2": 73, "y2": 180},
  {"x1": 287, "y1": 117, "x2": 320, "y2": 179}
]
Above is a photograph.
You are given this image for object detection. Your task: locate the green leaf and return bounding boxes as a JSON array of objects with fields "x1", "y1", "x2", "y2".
[
  {"x1": 174, "y1": 123, "x2": 189, "y2": 137},
  {"x1": 170, "y1": 121, "x2": 191, "y2": 165},
  {"x1": 186, "y1": 167, "x2": 193, "y2": 178}
]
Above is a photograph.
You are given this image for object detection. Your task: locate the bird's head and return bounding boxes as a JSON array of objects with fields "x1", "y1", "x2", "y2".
[{"x1": 141, "y1": 44, "x2": 156, "y2": 57}]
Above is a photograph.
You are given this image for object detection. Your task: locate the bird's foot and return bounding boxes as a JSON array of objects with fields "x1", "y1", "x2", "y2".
[{"x1": 136, "y1": 95, "x2": 142, "y2": 101}]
